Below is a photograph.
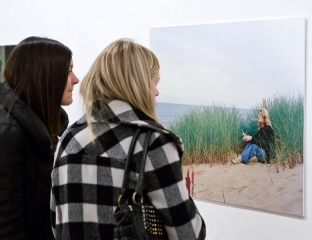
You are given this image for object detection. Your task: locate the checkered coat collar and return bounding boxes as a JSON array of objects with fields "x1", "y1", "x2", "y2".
[{"x1": 69, "y1": 99, "x2": 184, "y2": 153}]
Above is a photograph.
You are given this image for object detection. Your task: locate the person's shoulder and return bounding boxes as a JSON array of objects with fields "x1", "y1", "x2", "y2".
[
  {"x1": 264, "y1": 125, "x2": 273, "y2": 130},
  {"x1": 263, "y1": 125, "x2": 274, "y2": 133},
  {"x1": 0, "y1": 109, "x2": 28, "y2": 152},
  {"x1": 148, "y1": 129, "x2": 184, "y2": 156},
  {"x1": 0, "y1": 106, "x2": 24, "y2": 131},
  {"x1": 56, "y1": 117, "x2": 93, "y2": 154}
]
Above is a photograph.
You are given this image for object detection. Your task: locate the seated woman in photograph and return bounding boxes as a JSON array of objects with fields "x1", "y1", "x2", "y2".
[
  {"x1": 50, "y1": 38, "x2": 206, "y2": 240},
  {"x1": 0, "y1": 36, "x2": 79, "y2": 239},
  {"x1": 231, "y1": 108, "x2": 274, "y2": 165}
]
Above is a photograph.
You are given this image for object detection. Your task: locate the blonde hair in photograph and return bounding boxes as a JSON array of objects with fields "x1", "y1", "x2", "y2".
[
  {"x1": 80, "y1": 38, "x2": 160, "y2": 131},
  {"x1": 258, "y1": 108, "x2": 272, "y2": 129}
]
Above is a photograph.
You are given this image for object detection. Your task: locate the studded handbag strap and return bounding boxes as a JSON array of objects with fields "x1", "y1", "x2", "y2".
[
  {"x1": 135, "y1": 130, "x2": 152, "y2": 196},
  {"x1": 121, "y1": 127, "x2": 142, "y2": 193},
  {"x1": 121, "y1": 128, "x2": 152, "y2": 196}
]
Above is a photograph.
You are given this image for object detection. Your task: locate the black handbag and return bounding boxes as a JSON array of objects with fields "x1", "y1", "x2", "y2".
[{"x1": 113, "y1": 128, "x2": 168, "y2": 240}]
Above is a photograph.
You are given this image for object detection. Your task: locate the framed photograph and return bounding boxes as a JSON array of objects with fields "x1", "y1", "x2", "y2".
[
  {"x1": 0, "y1": 45, "x2": 16, "y2": 83},
  {"x1": 150, "y1": 18, "x2": 305, "y2": 216}
]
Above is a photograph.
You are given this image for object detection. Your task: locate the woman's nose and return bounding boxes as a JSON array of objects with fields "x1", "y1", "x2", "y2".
[{"x1": 73, "y1": 74, "x2": 79, "y2": 84}]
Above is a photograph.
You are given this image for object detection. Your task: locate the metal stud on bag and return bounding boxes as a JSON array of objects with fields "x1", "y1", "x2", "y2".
[
  {"x1": 132, "y1": 188, "x2": 164, "y2": 236},
  {"x1": 142, "y1": 204, "x2": 163, "y2": 235}
]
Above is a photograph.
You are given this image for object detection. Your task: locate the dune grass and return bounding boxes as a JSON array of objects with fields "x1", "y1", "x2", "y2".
[
  {"x1": 170, "y1": 104, "x2": 243, "y2": 166},
  {"x1": 169, "y1": 93, "x2": 304, "y2": 170}
]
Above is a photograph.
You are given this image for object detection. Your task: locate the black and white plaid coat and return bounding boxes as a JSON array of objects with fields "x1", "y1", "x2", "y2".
[{"x1": 51, "y1": 99, "x2": 206, "y2": 240}]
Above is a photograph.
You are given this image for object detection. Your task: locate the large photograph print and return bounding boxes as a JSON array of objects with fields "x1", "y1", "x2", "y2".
[{"x1": 150, "y1": 18, "x2": 305, "y2": 216}]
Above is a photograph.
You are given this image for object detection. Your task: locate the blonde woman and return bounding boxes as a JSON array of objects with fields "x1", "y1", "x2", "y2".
[
  {"x1": 50, "y1": 39, "x2": 206, "y2": 240},
  {"x1": 232, "y1": 108, "x2": 275, "y2": 164}
]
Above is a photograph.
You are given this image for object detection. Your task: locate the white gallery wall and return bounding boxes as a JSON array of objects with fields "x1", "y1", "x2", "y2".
[{"x1": 0, "y1": 0, "x2": 311, "y2": 239}]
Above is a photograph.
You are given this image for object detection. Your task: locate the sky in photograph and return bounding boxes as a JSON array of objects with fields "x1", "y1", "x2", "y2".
[{"x1": 150, "y1": 18, "x2": 305, "y2": 109}]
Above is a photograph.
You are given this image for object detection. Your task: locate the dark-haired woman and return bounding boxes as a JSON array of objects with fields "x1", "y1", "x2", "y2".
[{"x1": 0, "y1": 36, "x2": 79, "y2": 239}]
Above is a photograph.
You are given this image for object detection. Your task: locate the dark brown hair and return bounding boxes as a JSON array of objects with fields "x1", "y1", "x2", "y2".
[{"x1": 4, "y1": 36, "x2": 72, "y2": 146}]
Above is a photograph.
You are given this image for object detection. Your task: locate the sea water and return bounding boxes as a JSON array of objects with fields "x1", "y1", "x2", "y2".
[
  {"x1": 156, "y1": 102, "x2": 204, "y2": 127},
  {"x1": 156, "y1": 102, "x2": 250, "y2": 127}
]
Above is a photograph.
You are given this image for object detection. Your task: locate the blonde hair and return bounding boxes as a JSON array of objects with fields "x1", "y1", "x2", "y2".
[
  {"x1": 80, "y1": 38, "x2": 160, "y2": 131},
  {"x1": 258, "y1": 108, "x2": 272, "y2": 129}
]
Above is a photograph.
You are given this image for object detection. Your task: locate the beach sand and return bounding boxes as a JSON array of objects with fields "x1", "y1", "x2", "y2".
[{"x1": 182, "y1": 162, "x2": 304, "y2": 216}]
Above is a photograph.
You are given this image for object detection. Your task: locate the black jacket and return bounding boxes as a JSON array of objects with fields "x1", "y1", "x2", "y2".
[
  {"x1": 0, "y1": 82, "x2": 68, "y2": 239},
  {"x1": 251, "y1": 125, "x2": 275, "y2": 162}
]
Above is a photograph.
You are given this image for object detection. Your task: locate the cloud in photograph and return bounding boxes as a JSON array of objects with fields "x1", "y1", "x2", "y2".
[{"x1": 150, "y1": 18, "x2": 305, "y2": 109}]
